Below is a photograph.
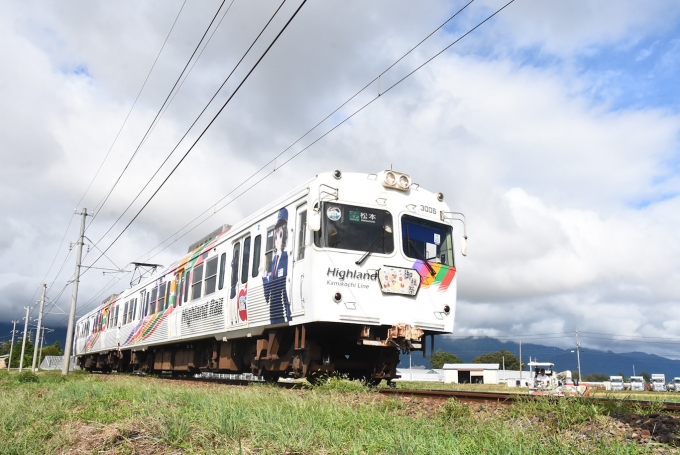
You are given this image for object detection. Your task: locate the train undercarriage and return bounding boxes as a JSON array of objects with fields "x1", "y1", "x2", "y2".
[{"x1": 77, "y1": 323, "x2": 425, "y2": 384}]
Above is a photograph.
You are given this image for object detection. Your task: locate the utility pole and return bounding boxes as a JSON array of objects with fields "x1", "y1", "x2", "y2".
[
  {"x1": 7, "y1": 320, "x2": 18, "y2": 370},
  {"x1": 31, "y1": 284, "x2": 47, "y2": 372},
  {"x1": 62, "y1": 208, "x2": 89, "y2": 375},
  {"x1": 575, "y1": 330, "x2": 582, "y2": 383},
  {"x1": 519, "y1": 338, "x2": 522, "y2": 386},
  {"x1": 18, "y1": 306, "x2": 30, "y2": 372},
  {"x1": 38, "y1": 327, "x2": 46, "y2": 369}
]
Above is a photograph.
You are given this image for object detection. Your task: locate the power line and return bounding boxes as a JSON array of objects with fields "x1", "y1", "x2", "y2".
[
  {"x1": 90, "y1": 0, "x2": 286, "y2": 253},
  {"x1": 58, "y1": 0, "x2": 511, "y2": 323},
  {"x1": 30, "y1": 2, "x2": 186, "y2": 319},
  {"x1": 81, "y1": 0, "x2": 308, "y2": 277},
  {"x1": 136, "y1": 0, "x2": 485, "y2": 262},
  {"x1": 88, "y1": 0, "x2": 230, "y2": 225},
  {"x1": 76, "y1": 0, "x2": 187, "y2": 211}
]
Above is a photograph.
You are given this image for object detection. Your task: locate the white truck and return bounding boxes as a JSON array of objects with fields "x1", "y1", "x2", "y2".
[
  {"x1": 651, "y1": 374, "x2": 667, "y2": 392},
  {"x1": 630, "y1": 376, "x2": 646, "y2": 391},
  {"x1": 671, "y1": 377, "x2": 680, "y2": 392},
  {"x1": 609, "y1": 375, "x2": 624, "y2": 391}
]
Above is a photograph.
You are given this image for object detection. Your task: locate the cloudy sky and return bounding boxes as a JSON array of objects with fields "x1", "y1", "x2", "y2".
[{"x1": 2, "y1": 0, "x2": 679, "y2": 357}]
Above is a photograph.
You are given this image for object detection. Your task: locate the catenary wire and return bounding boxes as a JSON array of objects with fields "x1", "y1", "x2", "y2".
[
  {"x1": 89, "y1": 0, "x2": 287, "y2": 252},
  {"x1": 151, "y1": 0, "x2": 518, "y2": 252},
  {"x1": 76, "y1": 0, "x2": 187, "y2": 212},
  {"x1": 80, "y1": 0, "x2": 308, "y2": 278},
  {"x1": 137, "y1": 0, "x2": 481, "y2": 261},
  {"x1": 33, "y1": 2, "x2": 186, "y2": 318},
  {"x1": 150, "y1": 0, "x2": 238, "y2": 139},
  {"x1": 67, "y1": 1, "x2": 515, "y2": 325},
  {"x1": 88, "y1": 0, "x2": 230, "y2": 226}
]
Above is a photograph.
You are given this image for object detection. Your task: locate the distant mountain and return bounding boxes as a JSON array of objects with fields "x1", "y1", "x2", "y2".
[{"x1": 407, "y1": 336, "x2": 680, "y2": 380}]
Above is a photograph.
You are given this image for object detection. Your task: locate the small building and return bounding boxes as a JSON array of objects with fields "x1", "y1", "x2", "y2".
[
  {"x1": 395, "y1": 367, "x2": 445, "y2": 382},
  {"x1": 442, "y1": 363, "x2": 500, "y2": 384},
  {"x1": 0, "y1": 354, "x2": 8, "y2": 369}
]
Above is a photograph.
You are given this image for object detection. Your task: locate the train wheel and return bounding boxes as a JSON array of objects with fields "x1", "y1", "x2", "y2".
[{"x1": 262, "y1": 372, "x2": 280, "y2": 384}]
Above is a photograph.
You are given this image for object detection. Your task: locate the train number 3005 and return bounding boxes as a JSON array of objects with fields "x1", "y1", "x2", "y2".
[{"x1": 420, "y1": 205, "x2": 437, "y2": 214}]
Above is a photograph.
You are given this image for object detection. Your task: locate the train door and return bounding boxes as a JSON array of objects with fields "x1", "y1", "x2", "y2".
[
  {"x1": 228, "y1": 234, "x2": 251, "y2": 326},
  {"x1": 291, "y1": 203, "x2": 307, "y2": 316}
]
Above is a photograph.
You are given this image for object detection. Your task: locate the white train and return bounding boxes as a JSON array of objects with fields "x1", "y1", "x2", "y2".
[{"x1": 75, "y1": 169, "x2": 466, "y2": 382}]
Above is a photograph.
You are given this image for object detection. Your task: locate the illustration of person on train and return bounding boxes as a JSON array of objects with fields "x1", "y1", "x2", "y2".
[{"x1": 262, "y1": 208, "x2": 292, "y2": 323}]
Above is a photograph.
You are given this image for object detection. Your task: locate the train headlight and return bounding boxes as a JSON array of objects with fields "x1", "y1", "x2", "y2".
[
  {"x1": 382, "y1": 170, "x2": 411, "y2": 191},
  {"x1": 398, "y1": 174, "x2": 410, "y2": 189}
]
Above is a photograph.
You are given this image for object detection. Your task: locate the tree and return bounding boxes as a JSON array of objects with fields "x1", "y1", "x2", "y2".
[
  {"x1": 582, "y1": 372, "x2": 609, "y2": 382},
  {"x1": 472, "y1": 350, "x2": 522, "y2": 370},
  {"x1": 429, "y1": 349, "x2": 462, "y2": 369},
  {"x1": 640, "y1": 372, "x2": 651, "y2": 383},
  {"x1": 8, "y1": 339, "x2": 34, "y2": 369}
]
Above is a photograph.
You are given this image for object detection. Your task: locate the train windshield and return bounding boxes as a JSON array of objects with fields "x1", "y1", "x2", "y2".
[
  {"x1": 401, "y1": 215, "x2": 454, "y2": 267},
  {"x1": 314, "y1": 203, "x2": 394, "y2": 254}
]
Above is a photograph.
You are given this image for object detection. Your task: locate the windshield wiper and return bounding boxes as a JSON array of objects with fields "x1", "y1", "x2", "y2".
[
  {"x1": 408, "y1": 239, "x2": 437, "y2": 277},
  {"x1": 356, "y1": 225, "x2": 392, "y2": 265}
]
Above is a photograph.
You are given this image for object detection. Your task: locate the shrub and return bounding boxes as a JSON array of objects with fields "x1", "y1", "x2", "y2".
[{"x1": 16, "y1": 371, "x2": 39, "y2": 383}]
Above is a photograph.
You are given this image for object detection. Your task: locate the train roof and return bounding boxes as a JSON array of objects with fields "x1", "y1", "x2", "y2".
[{"x1": 76, "y1": 169, "x2": 447, "y2": 322}]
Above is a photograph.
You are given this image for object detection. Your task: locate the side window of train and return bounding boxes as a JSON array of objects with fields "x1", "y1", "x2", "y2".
[
  {"x1": 230, "y1": 242, "x2": 241, "y2": 298},
  {"x1": 252, "y1": 235, "x2": 261, "y2": 277},
  {"x1": 123, "y1": 301, "x2": 129, "y2": 325},
  {"x1": 133, "y1": 298, "x2": 138, "y2": 320},
  {"x1": 164, "y1": 280, "x2": 171, "y2": 309},
  {"x1": 150, "y1": 287, "x2": 158, "y2": 314},
  {"x1": 173, "y1": 274, "x2": 180, "y2": 308},
  {"x1": 241, "y1": 236, "x2": 251, "y2": 284},
  {"x1": 192, "y1": 263, "x2": 204, "y2": 300},
  {"x1": 139, "y1": 290, "x2": 146, "y2": 318},
  {"x1": 183, "y1": 270, "x2": 190, "y2": 304},
  {"x1": 218, "y1": 253, "x2": 227, "y2": 290},
  {"x1": 158, "y1": 282, "x2": 167, "y2": 312},
  {"x1": 264, "y1": 228, "x2": 275, "y2": 273},
  {"x1": 297, "y1": 209, "x2": 307, "y2": 260},
  {"x1": 204, "y1": 257, "x2": 219, "y2": 295}
]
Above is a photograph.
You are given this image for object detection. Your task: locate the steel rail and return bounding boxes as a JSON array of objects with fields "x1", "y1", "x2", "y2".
[{"x1": 378, "y1": 388, "x2": 680, "y2": 412}]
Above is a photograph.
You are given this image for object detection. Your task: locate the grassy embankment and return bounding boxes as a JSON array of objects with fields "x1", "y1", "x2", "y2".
[{"x1": 0, "y1": 369, "x2": 670, "y2": 454}]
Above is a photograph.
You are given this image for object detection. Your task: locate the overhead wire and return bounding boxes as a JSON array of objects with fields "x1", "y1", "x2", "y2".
[
  {"x1": 137, "y1": 0, "x2": 483, "y2": 262},
  {"x1": 89, "y1": 0, "x2": 287, "y2": 252},
  {"x1": 66, "y1": 0, "x2": 521, "y2": 325},
  {"x1": 33, "y1": 1, "x2": 186, "y2": 319},
  {"x1": 88, "y1": 0, "x2": 230, "y2": 226},
  {"x1": 81, "y1": 0, "x2": 309, "y2": 277},
  {"x1": 77, "y1": 0, "x2": 188, "y2": 212}
]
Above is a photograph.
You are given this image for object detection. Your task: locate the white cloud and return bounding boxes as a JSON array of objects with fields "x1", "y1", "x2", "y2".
[{"x1": 1, "y1": 0, "x2": 679, "y2": 357}]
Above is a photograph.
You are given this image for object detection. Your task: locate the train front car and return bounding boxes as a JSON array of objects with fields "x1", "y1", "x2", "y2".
[
  {"x1": 72, "y1": 169, "x2": 465, "y2": 384},
  {"x1": 300, "y1": 170, "x2": 462, "y2": 382}
]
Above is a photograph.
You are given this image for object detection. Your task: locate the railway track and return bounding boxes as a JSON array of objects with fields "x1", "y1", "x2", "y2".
[
  {"x1": 138, "y1": 373, "x2": 680, "y2": 412},
  {"x1": 378, "y1": 388, "x2": 680, "y2": 412}
]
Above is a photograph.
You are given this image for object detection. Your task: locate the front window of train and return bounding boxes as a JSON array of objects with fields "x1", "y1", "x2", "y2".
[
  {"x1": 401, "y1": 214, "x2": 454, "y2": 267},
  {"x1": 314, "y1": 202, "x2": 394, "y2": 253}
]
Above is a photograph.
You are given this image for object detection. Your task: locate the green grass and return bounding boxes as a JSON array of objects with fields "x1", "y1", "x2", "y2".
[{"x1": 0, "y1": 371, "x2": 659, "y2": 454}]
